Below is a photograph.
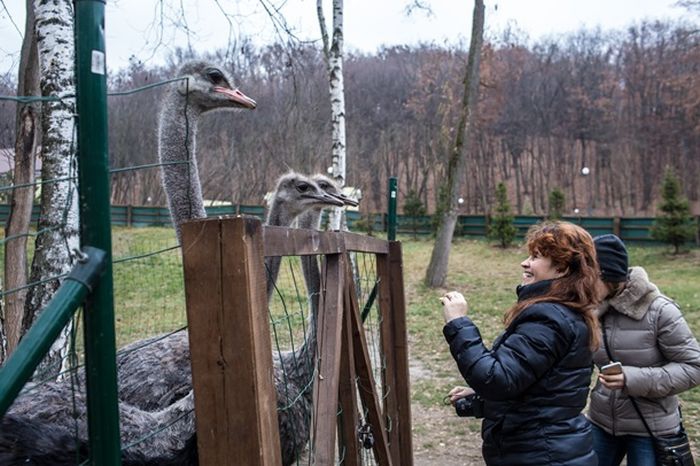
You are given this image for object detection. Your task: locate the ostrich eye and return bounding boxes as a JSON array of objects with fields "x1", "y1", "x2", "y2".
[
  {"x1": 319, "y1": 182, "x2": 330, "y2": 190},
  {"x1": 297, "y1": 183, "x2": 310, "y2": 193},
  {"x1": 205, "y1": 68, "x2": 226, "y2": 85}
]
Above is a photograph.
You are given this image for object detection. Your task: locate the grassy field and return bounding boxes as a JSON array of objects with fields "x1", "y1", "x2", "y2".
[{"x1": 2, "y1": 227, "x2": 699, "y2": 461}]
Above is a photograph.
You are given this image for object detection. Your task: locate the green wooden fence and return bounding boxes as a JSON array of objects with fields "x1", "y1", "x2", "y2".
[{"x1": 3, "y1": 204, "x2": 697, "y2": 244}]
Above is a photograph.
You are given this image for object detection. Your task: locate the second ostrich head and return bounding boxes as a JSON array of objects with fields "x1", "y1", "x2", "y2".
[
  {"x1": 265, "y1": 172, "x2": 345, "y2": 227},
  {"x1": 311, "y1": 174, "x2": 359, "y2": 208}
]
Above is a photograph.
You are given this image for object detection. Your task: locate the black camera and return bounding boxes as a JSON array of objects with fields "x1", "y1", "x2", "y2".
[{"x1": 454, "y1": 394, "x2": 485, "y2": 419}]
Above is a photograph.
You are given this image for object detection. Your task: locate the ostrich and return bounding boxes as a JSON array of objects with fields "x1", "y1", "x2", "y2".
[
  {"x1": 264, "y1": 171, "x2": 345, "y2": 299},
  {"x1": 116, "y1": 171, "x2": 345, "y2": 411},
  {"x1": 111, "y1": 60, "x2": 255, "y2": 410},
  {"x1": 294, "y1": 174, "x2": 359, "y2": 311},
  {"x1": 0, "y1": 173, "x2": 356, "y2": 465},
  {"x1": 112, "y1": 172, "x2": 347, "y2": 465},
  {"x1": 0, "y1": 414, "x2": 198, "y2": 466},
  {"x1": 272, "y1": 174, "x2": 359, "y2": 465},
  {"x1": 0, "y1": 379, "x2": 196, "y2": 463},
  {"x1": 0, "y1": 61, "x2": 253, "y2": 465}
]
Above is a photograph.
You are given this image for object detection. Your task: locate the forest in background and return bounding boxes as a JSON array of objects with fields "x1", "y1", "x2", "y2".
[{"x1": 0, "y1": 19, "x2": 698, "y2": 217}]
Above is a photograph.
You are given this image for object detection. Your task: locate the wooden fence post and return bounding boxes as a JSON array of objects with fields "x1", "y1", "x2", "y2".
[
  {"x1": 338, "y1": 277, "x2": 361, "y2": 466},
  {"x1": 181, "y1": 216, "x2": 282, "y2": 466},
  {"x1": 346, "y1": 261, "x2": 393, "y2": 465},
  {"x1": 387, "y1": 241, "x2": 413, "y2": 466},
  {"x1": 311, "y1": 253, "x2": 346, "y2": 464},
  {"x1": 377, "y1": 253, "x2": 400, "y2": 464}
]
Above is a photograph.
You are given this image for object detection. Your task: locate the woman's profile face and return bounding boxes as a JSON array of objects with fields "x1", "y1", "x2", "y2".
[{"x1": 520, "y1": 252, "x2": 561, "y2": 286}]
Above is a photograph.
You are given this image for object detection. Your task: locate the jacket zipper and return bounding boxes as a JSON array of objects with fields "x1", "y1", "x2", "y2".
[{"x1": 609, "y1": 315, "x2": 617, "y2": 436}]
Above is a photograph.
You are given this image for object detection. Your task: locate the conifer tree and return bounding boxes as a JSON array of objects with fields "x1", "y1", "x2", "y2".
[
  {"x1": 404, "y1": 189, "x2": 427, "y2": 239},
  {"x1": 489, "y1": 182, "x2": 517, "y2": 248},
  {"x1": 548, "y1": 188, "x2": 565, "y2": 220},
  {"x1": 652, "y1": 168, "x2": 695, "y2": 254}
]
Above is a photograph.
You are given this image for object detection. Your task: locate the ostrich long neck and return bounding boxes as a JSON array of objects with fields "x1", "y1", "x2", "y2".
[
  {"x1": 279, "y1": 208, "x2": 323, "y2": 398},
  {"x1": 297, "y1": 209, "x2": 323, "y2": 315},
  {"x1": 265, "y1": 197, "x2": 306, "y2": 298},
  {"x1": 159, "y1": 96, "x2": 206, "y2": 241}
]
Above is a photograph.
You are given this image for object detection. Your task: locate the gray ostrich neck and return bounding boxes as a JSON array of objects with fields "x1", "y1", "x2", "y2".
[
  {"x1": 159, "y1": 96, "x2": 206, "y2": 240},
  {"x1": 280, "y1": 208, "x2": 323, "y2": 400},
  {"x1": 266, "y1": 198, "x2": 304, "y2": 228},
  {"x1": 297, "y1": 208, "x2": 323, "y2": 302},
  {"x1": 265, "y1": 198, "x2": 305, "y2": 298}
]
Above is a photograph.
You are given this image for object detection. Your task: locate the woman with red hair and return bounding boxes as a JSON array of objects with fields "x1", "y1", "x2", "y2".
[{"x1": 441, "y1": 221, "x2": 601, "y2": 465}]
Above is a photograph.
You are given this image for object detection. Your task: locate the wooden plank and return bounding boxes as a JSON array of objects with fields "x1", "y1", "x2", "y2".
[
  {"x1": 342, "y1": 231, "x2": 390, "y2": 254},
  {"x1": 388, "y1": 241, "x2": 414, "y2": 466},
  {"x1": 181, "y1": 217, "x2": 282, "y2": 466},
  {"x1": 346, "y1": 262, "x2": 393, "y2": 466},
  {"x1": 263, "y1": 226, "x2": 389, "y2": 257},
  {"x1": 376, "y1": 253, "x2": 401, "y2": 465},
  {"x1": 338, "y1": 283, "x2": 362, "y2": 466},
  {"x1": 311, "y1": 253, "x2": 345, "y2": 464},
  {"x1": 263, "y1": 225, "x2": 344, "y2": 257}
]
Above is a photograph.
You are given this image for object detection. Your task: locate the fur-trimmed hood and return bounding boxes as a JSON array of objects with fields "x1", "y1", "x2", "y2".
[{"x1": 597, "y1": 266, "x2": 661, "y2": 320}]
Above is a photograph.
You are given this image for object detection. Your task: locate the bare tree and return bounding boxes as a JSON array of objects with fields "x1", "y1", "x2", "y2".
[
  {"x1": 22, "y1": 0, "x2": 78, "y2": 379},
  {"x1": 424, "y1": 0, "x2": 484, "y2": 288},
  {"x1": 3, "y1": 0, "x2": 40, "y2": 361},
  {"x1": 317, "y1": 0, "x2": 347, "y2": 229}
]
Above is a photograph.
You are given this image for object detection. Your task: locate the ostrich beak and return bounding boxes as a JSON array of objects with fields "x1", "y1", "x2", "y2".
[
  {"x1": 303, "y1": 192, "x2": 345, "y2": 207},
  {"x1": 214, "y1": 86, "x2": 257, "y2": 109},
  {"x1": 336, "y1": 193, "x2": 359, "y2": 207}
]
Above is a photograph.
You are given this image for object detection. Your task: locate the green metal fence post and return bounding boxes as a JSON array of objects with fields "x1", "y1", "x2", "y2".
[
  {"x1": 388, "y1": 177, "x2": 398, "y2": 241},
  {"x1": 74, "y1": 1, "x2": 122, "y2": 464},
  {"x1": 0, "y1": 248, "x2": 107, "y2": 417}
]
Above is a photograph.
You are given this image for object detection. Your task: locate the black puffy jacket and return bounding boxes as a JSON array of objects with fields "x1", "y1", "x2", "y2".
[{"x1": 443, "y1": 280, "x2": 596, "y2": 466}]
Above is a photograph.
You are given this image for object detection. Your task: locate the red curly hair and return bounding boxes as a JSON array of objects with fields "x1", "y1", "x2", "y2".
[{"x1": 504, "y1": 221, "x2": 601, "y2": 350}]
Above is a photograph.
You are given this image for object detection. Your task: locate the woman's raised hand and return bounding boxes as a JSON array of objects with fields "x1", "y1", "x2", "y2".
[{"x1": 440, "y1": 291, "x2": 468, "y2": 323}]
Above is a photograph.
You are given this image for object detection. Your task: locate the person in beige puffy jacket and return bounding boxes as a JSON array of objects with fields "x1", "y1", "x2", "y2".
[{"x1": 588, "y1": 234, "x2": 700, "y2": 466}]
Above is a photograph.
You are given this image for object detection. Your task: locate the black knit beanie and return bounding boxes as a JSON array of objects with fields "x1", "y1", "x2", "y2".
[{"x1": 594, "y1": 234, "x2": 629, "y2": 282}]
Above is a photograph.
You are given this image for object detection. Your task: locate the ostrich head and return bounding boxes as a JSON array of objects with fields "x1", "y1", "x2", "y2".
[
  {"x1": 311, "y1": 174, "x2": 360, "y2": 207},
  {"x1": 267, "y1": 172, "x2": 345, "y2": 225},
  {"x1": 175, "y1": 61, "x2": 257, "y2": 112}
]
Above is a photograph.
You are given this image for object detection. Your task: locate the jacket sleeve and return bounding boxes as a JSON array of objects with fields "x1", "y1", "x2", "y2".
[
  {"x1": 442, "y1": 304, "x2": 573, "y2": 401},
  {"x1": 625, "y1": 299, "x2": 700, "y2": 398}
]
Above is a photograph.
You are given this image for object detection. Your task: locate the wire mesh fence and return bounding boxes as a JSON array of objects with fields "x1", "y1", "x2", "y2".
[
  {"x1": 1, "y1": 54, "x2": 409, "y2": 464},
  {"x1": 0, "y1": 73, "x2": 197, "y2": 463},
  {"x1": 265, "y1": 247, "x2": 398, "y2": 465}
]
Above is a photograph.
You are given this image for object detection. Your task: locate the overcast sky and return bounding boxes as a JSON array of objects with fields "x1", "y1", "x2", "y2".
[{"x1": 0, "y1": 0, "x2": 695, "y2": 75}]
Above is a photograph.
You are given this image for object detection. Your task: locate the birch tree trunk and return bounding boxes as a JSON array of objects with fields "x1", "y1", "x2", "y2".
[
  {"x1": 317, "y1": 0, "x2": 347, "y2": 230},
  {"x1": 3, "y1": 0, "x2": 41, "y2": 361},
  {"x1": 424, "y1": 0, "x2": 484, "y2": 288},
  {"x1": 22, "y1": 0, "x2": 78, "y2": 379}
]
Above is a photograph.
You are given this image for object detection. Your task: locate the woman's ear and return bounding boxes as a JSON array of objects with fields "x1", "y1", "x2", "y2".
[{"x1": 556, "y1": 267, "x2": 570, "y2": 278}]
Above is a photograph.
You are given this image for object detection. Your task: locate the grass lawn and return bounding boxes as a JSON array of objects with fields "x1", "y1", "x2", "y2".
[{"x1": 2, "y1": 226, "x2": 699, "y2": 460}]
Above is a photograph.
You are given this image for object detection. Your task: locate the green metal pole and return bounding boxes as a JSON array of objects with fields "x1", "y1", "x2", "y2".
[
  {"x1": 387, "y1": 176, "x2": 398, "y2": 241},
  {"x1": 0, "y1": 248, "x2": 106, "y2": 417},
  {"x1": 74, "y1": 1, "x2": 122, "y2": 464}
]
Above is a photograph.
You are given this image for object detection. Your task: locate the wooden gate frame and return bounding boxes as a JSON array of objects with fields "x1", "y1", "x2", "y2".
[{"x1": 181, "y1": 216, "x2": 413, "y2": 465}]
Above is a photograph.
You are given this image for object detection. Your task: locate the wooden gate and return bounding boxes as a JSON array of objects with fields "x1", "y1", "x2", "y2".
[{"x1": 180, "y1": 216, "x2": 412, "y2": 465}]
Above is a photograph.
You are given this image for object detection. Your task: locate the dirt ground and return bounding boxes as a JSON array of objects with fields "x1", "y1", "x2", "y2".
[
  {"x1": 409, "y1": 358, "x2": 486, "y2": 465},
  {"x1": 412, "y1": 405, "x2": 484, "y2": 466}
]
